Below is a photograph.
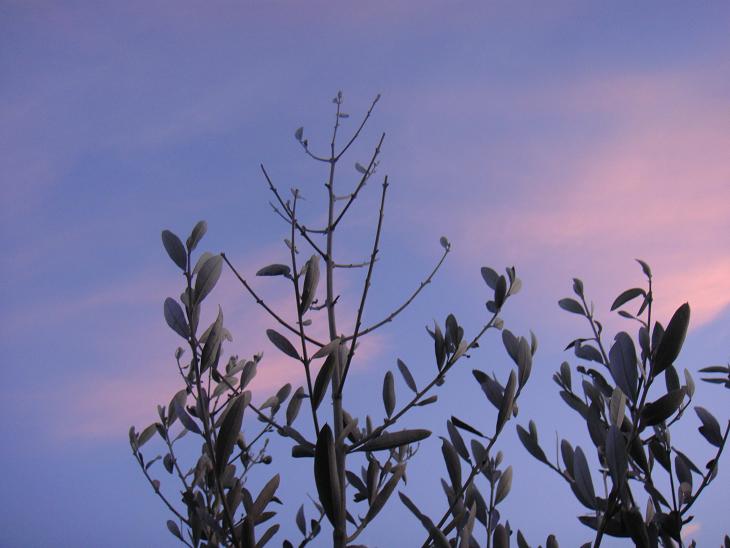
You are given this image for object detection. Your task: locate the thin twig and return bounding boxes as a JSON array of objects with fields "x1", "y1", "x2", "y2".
[
  {"x1": 335, "y1": 94, "x2": 381, "y2": 162},
  {"x1": 350, "y1": 310, "x2": 501, "y2": 453},
  {"x1": 134, "y1": 451, "x2": 191, "y2": 527},
  {"x1": 680, "y1": 421, "x2": 730, "y2": 516},
  {"x1": 260, "y1": 164, "x2": 328, "y2": 260},
  {"x1": 289, "y1": 193, "x2": 321, "y2": 433},
  {"x1": 183, "y1": 265, "x2": 240, "y2": 548},
  {"x1": 341, "y1": 246, "x2": 450, "y2": 343},
  {"x1": 334, "y1": 259, "x2": 374, "y2": 269},
  {"x1": 338, "y1": 176, "x2": 388, "y2": 393},
  {"x1": 221, "y1": 253, "x2": 325, "y2": 348},
  {"x1": 332, "y1": 133, "x2": 385, "y2": 230}
]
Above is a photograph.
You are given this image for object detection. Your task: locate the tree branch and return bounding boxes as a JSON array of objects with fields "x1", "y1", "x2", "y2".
[{"x1": 221, "y1": 253, "x2": 325, "y2": 348}]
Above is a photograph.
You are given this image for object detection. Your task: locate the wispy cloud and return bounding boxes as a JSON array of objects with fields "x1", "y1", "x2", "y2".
[
  {"x1": 401, "y1": 68, "x2": 730, "y2": 328},
  {"x1": 34, "y1": 246, "x2": 386, "y2": 440}
]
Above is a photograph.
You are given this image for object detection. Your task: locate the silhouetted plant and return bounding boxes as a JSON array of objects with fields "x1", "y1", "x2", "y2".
[
  {"x1": 130, "y1": 95, "x2": 727, "y2": 547},
  {"x1": 514, "y1": 263, "x2": 729, "y2": 547}
]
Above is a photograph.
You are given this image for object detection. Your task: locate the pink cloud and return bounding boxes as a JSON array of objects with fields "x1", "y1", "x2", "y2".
[
  {"x1": 43, "y1": 245, "x2": 387, "y2": 440},
  {"x1": 417, "y1": 69, "x2": 730, "y2": 328}
]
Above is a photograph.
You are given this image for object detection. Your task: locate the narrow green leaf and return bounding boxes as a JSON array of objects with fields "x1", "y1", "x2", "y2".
[
  {"x1": 416, "y1": 395, "x2": 437, "y2": 406},
  {"x1": 398, "y1": 492, "x2": 450, "y2": 548},
  {"x1": 451, "y1": 415, "x2": 486, "y2": 438},
  {"x1": 356, "y1": 429, "x2": 431, "y2": 452},
  {"x1": 560, "y1": 439, "x2": 574, "y2": 477},
  {"x1": 383, "y1": 371, "x2": 395, "y2": 417},
  {"x1": 605, "y1": 425, "x2": 627, "y2": 488},
  {"x1": 434, "y1": 321, "x2": 445, "y2": 370},
  {"x1": 516, "y1": 336, "x2": 532, "y2": 387},
  {"x1": 166, "y1": 520, "x2": 183, "y2": 540},
  {"x1": 193, "y1": 251, "x2": 213, "y2": 275},
  {"x1": 161, "y1": 230, "x2": 187, "y2": 270},
  {"x1": 572, "y1": 446, "x2": 596, "y2": 509},
  {"x1": 496, "y1": 370, "x2": 516, "y2": 434},
  {"x1": 641, "y1": 388, "x2": 685, "y2": 427},
  {"x1": 194, "y1": 254, "x2": 223, "y2": 304},
  {"x1": 200, "y1": 308, "x2": 224, "y2": 373},
  {"x1": 695, "y1": 406, "x2": 723, "y2": 447},
  {"x1": 266, "y1": 329, "x2": 301, "y2": 360},
  {"x1": 481, "y1": 267, "x2": 499, "y2": 289},
  {"x1": 173, "y1": 399, "x2": 202, "y2": 435},
  {"x1": 609, "y1": 332, "x2": 638, "y2": 402},
  {"x1": 251, "y1": 474, "x2": 280, "y2": 517},
  {"x1": 138, "y1": 423, "x2": 158, "y2": 447},
  {"x1": 256, "y1": 523, "x2": 279, "y2": 548},
  {"x1": 446, "y1": 420, "x2": 469, "y2": 461},
  {"x1": 609, "y1": 387, "x2": 626, "y2": 426},
  {"x1": 397, "y1": 359, "x2": 417, "y2": 393},
  {"x1": 494, "y1": 465, "x2": 513, "y2": 505},
  {"x1": 441, "y1": 439, "x2": 461, "y2": 490},
  {"x1": 296, "y1": 505, "x2": 306, "y2": 535},
  {"x1": 214, "y1": 391, "x2": 249, "y2": 475},
  {"x1": 516, "y1": 423, "x2": 548, "y2": 464},
  {"x1": 286, "y1": 386, "x2": 305, "y2": 426},
  {"x1": 186, "y1": 220, "x2": 207, "y2": 251},
  {"x1": 610, "y1": 288, "x2": 645, "y2": 311},
  {"x1": 558, "y1": 298, "x2": 585, "y2": 315},
  {"x1": 163, "y1": 298, "x2": 189, "y2": 339},
  {"x1": 493, "y1": 525, "x2": 509, "y2": 548},
  {"x1": 256, "y1": 264, "x2": 292, "y2": 277},
  {"x1": 314, "y1": 424, "x2": 340, "y2": 526},
  {"x1": 494, "y1": 275, "x2": 507, "y2": 308},
  {"x1": 312, "y1": 353, "x2": 335, "y2": 410},
  {"x1": 299, "y1": 255, "x2": 320, "y2": 314},
  {"x1": 364, "y1": 466, "x2": 404, "y2": 523},
  {"x1": 311, "y1": 338, "x2": 340, "y2": 360},
  {"x1": 653, "y1": 303, "x2": 690, "y2": 377},
  {"x1": 636, "y1": 259, "x2": 652, "y2": 279}
]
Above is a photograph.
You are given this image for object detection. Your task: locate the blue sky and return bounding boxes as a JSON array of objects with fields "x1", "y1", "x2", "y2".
[{"x1": 1, "y1": 2, "x2": 729, "y2": 546}]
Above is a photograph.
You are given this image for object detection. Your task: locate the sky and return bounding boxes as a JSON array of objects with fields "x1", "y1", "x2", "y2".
[{"x1": 1, "y1": 1, "x2": 729, "y2": 546}]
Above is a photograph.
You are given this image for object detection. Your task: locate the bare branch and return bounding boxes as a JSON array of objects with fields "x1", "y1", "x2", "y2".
[
  {"x1": 335, "y1": 94, "x2": 381, "y2": 161},
  {"x1": 342, "y1": 246, "x2": 450, "y2": 343},
  {"x1": 334, "y1": 259, "x2": 374, "y2": 269},
  {"x1": 261, "y1": 164, "x2": 329, "y2": 260},
  {"x1": 332, "y1": 133, "x2": 385, "y2": 230},
  {"x1": 338, "y1": 177, "x2": 389, "y2": 392}
]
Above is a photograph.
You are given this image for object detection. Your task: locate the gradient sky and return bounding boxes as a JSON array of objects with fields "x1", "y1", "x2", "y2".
[{"x1": 1, "y1": 2, "x2": 729, "y2": 546}]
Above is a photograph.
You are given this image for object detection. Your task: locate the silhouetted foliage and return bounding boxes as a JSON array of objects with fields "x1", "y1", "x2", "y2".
[{"x1": 130, "y1": 94, "x2": 728, "y2": 547}]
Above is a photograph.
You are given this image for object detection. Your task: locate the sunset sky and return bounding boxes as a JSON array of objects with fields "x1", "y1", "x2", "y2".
[{"x1": 1, "y1": 2, "x2": 729, "y2": 546}]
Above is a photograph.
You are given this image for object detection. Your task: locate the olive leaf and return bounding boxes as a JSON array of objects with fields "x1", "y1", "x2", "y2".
[
  {"x1": 194, "y1": 254, "x2": 223, "y2": 304},
  {"x1": 356, "y1": 429, "x2": 431, "y2": 452},
  {"x1": 186, "y1": 220, "x2": 207, "y2": 251},
  {"x1": 161, "y1": 230, "x2": 187, "y2": 270},
  {"x1": 266, "y1": 329, "x2": 301, "y2": 360},
  {"x1": 214, "y1": 391, "x2": 249, "y2": 475},
  {"x1": 653, "y1": 303, "x2": 690, "y2": 377},
  {"x1": 558, "y1": 297, "x2": 585, "y2": 315},
  {"x1": 314, "y1": 424, "x2": 340, "y2": 527},
  {"x1": 299, "y1": 255, "x2": 320, "y2": 314},
  {"x1": 397, "y1": 358, "x2": 417, "y2": 393},
  {"x1": 164, "y1": 298, "x2": 189, "y2": 339},
  {"x1": 382, "y1": 371, "x2": 395, "y2": 417},
  {"x1": 256, "y1": 264, "x2": 292, "y2": 277}
]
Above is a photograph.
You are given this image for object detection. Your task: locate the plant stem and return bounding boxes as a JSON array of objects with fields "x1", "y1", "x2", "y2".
[
  {"x1": 326, "y1": 98, "x2": 347, "y2": 548},
  {"x1": 289, "y1": 194, "x2": 320, "y2": 434}
]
